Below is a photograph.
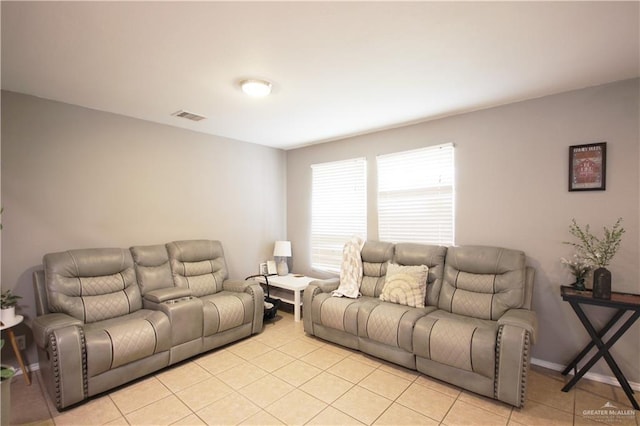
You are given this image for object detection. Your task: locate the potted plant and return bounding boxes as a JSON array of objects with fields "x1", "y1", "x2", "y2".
[
  {"x1": 1, "y1": 339, "x2": 16, "y2": 426},
  {"x1": 560, "y1": 255, "x2": 591, "y2": 291},
  {"x1": 564, "y1": 218, "x2": 625, "y2": 299},
  {"x1": 0, "y1": 290, "x2": 21, "y2": 325}
]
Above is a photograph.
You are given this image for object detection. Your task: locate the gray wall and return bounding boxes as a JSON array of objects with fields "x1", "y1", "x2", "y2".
[
  {"x1": 287, "y1": 79, "x2": 640, "y2": 383},
  {"x1": 3, "y1": 80, "x2": 639, "y2": 386},
  {"x1": 1, "y1": 91, "x2": 287, "y2": 366}
]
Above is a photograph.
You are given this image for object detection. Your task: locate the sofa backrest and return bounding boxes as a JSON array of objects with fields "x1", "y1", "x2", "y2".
[
  {"x1": 130, "y1": 244, "x2": 174, "y2": 295},
  {"x1": 166, "y1": 240, "x2": 227, "y2": 297},
  {"x1": 523, "y1": 267, "x2": 535, "y2": 310},
  {"x1": 438, "y1": 245, "x2": 526, "y2": 320},
  {"x1": 360, "y1": 241, "x2": 395, "y2": 297},
  {"x1": 394, "y1": 243, "x2": 447, "y2": 306},
  {"x1": 43, "y1": 248, "x2": 142, "y2": 323}
]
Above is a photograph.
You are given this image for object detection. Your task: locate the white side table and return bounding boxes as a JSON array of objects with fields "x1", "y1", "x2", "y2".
[
  {"x1": 0, "y1": 315, "x2": 31, "y2": 385},
  {"x1": 256, "y1": 274, "x2": 316, "y2": 322}
]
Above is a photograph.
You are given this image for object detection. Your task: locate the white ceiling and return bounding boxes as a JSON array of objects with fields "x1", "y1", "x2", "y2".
[{"x1": 2, "y1": 1, "x2": 639, "y2": 150}]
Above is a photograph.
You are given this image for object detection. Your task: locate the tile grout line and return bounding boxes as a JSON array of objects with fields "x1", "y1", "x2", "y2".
[{"x1": 368, "y1": 362, "x2": 415, "y2": 426}]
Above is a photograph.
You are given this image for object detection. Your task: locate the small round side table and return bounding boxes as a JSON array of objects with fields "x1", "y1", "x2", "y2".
[{"x1": 0, "y1": 315, "x2": 31, "y2": 385}]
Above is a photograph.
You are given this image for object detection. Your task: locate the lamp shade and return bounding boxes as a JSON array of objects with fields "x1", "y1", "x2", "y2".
[{"x1": 273, "y1": 241, "x2": 292, "y2": 257}]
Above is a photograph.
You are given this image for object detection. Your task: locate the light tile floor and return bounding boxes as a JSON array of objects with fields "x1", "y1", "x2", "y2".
[{"x1": 8, "y1": 311, "x2": 639, "y2": 426}]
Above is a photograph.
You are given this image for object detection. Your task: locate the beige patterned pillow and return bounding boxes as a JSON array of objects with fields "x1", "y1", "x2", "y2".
[{"x1": 380, "y1": 263, "x2": 429, "y2": 308}]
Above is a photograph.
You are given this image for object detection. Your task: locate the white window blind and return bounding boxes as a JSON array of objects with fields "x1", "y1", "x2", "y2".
[
  {"x1": 377, "y1": 143, "x2": 454, "y2": 245},
  {"x1": 311, "y1": 158, "x2": 367, "y2": 272}
]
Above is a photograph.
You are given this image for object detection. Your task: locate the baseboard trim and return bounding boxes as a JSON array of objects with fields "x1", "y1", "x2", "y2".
[
  {"x1": 13, "y1": 362, "x2": 40, "y2": 377},
  {"x1": 531, "y1": 357, "x2": 640, "y2": 392}
]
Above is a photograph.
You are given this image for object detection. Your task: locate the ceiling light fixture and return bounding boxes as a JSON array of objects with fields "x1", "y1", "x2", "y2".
[{"x1": 240, "y1": 79, "x2": 272, "y2": 97}]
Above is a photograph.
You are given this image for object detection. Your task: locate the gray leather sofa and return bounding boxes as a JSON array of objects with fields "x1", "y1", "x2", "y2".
[
  {"x1": 32, "y1": 240, "x2": 264, "y2": 410},
  {"x1": 303, "y1": 242, "x2": 537, "y2": 407}
]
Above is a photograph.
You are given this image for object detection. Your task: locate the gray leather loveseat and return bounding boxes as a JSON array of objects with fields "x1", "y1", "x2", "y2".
[
  {"x1": 32, "y1": 240, "x2": 264, "y2": 410},
  {"x1": 303, "y1": 242, "x2": 536, "y2": 407}
]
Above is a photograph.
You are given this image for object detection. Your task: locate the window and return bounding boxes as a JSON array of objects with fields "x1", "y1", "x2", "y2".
[
  {"x1": 311, "y1": 158, "x2": 367, "y2": 272},
  {"x1": 377, "y1": 143, "x2": 454, "y2": 245}
]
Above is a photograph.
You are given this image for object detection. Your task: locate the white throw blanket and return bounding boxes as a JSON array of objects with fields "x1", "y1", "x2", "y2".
[{"x1": 332, "y1": 236, "x2": 364, "y2": 298}]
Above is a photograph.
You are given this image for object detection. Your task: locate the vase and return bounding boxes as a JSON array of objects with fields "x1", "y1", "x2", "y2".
[
  {"x1": 593, "y1": 267, "x2": 611, "y2": 299},
  {"x1": 573, "y1": 278, "x2": 586, "y2": 291},
  {"x1": 0, "y1": 307, "x2": 15, "y2": 325}
]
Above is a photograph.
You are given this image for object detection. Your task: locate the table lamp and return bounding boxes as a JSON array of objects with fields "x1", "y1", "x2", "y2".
[{"x1": 273, "y1": 241, "x2": 291, "y2": 276}]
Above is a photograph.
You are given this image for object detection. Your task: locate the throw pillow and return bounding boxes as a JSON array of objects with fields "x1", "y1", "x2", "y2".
[{"x1": 380, "y1": 263, "x2": 429, "y2": 308}]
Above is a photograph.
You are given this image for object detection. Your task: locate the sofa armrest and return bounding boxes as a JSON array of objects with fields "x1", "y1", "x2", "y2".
[
  {"x1": 495, "y1": 308, "x2": 537, "y2": 408},
  {"x1": 224, "y1": 279, "x2": 264, "y2": 334},
  {"x1": 51, "y1": 325, "x2": 88, "y2": 409},
  {"x1": 310, "y1": 278, "x2": 340, "y2": 293},
  {"x1": 144, "y1": 287, "x2": 192, "y2": 304},
  {"x1": 32, "y1": 313, "x2": 84, "y2": 349},
  {"x1": 495, "y1": 322, "x2": 532, "y2": 408},
  {"x1": 31, "y1": 315, "x2": 87, "y2": 409},
  {"x1": 223, "y1": 279, "x2": 256, "y2": 293},
  {"x1": 498, "y1": 309, "x2": 537, "y2": 344},
  {"x1": 302, "y1": 278, "x2": 340, "y2": 335},
  {"x1": 143, "y1": 295, "x2": 203, "y2": 347}
]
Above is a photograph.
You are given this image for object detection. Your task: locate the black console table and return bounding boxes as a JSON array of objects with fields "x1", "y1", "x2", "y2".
[{"x1": 560, "y1": 286, "x2": 640, "y2": 409}]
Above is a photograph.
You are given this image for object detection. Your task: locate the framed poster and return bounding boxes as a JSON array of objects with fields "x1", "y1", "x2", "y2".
[
  {"x1": 266, "y1": 260, "x2": 277, "y2": 275},
  {"x1": 569, "y1": 142, "x2": 606, "y2": 191}
]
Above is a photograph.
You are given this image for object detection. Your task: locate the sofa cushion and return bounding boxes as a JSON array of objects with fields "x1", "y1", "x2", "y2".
[
  {"x1": 200, "y1": 291, "x2": 253, "y2": 335},
  {"x1": 167, "y1": 240, "x2": 227, "y2": 297},
  {"x1": 311, "y1": 293, "x2": 374, "y2": 336},
  {"x1": 437, "y1": 246, "x2": 526, "y2": 320},
  {"x1": 379, "y1": 263, "x2": 428, "y2": 308},
  {"x1": 131, "y1": 244, "x2": 174, "y2": 295},
  {"x1": 358, "y1": 301, "x2": 433, "y2": 352},
  {"x1": 84, "y1": 309, "x2": 171, "y2": 377},
  {"x1": 44, "y1": 248, "x2": 142, "y2": 323},
  {"x1": 360, "y1": 241, "x2": 395, "y2": 297},
  {"x1": 413, "y1": 310, "x2": 497, "y2": 379},
  {"x1": 394, "y1": 243, "x2": 447, "y2": 306}
]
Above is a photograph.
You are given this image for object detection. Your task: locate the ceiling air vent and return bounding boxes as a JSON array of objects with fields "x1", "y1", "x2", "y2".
[{"x1": 172, "y1": 110, "x2": 206, "y2": 122}]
